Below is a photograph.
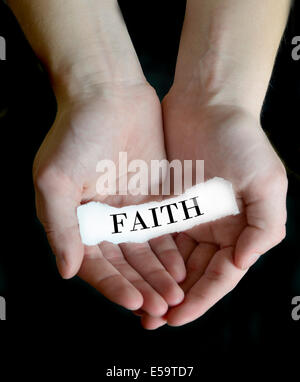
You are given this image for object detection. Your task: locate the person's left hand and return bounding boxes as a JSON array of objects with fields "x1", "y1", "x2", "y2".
[{"x1": 138, "y1": 89, "x2": 287, "y2": 329}]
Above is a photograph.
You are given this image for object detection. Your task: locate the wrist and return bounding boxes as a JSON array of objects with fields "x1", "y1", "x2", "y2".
[
  {"x1": 8, "y1": 0, "x2": 147, "y2": 105},
  {"x1": 171, "y1": 0, "x2": 290, "y2": 119},
  {"x1": 171, "y1": 48, "x2": 268, "y2": 119},
  {"x1": 164, "y1": 80, "x2": 262, "y2": 133},
  {"x1": 54, "y1": 75, "x2": 157, "y2": 118},
  {"x1": 51, "y1": 52, "x2": 147, "y2": 106}
]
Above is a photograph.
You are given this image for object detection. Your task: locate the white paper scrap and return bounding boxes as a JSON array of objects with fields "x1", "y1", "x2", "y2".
[{"x1": 77, "y1": 177, "x2": 239, "y2": 246}]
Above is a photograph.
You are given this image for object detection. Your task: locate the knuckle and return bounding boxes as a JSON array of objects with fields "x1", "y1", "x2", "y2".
[
  {"x1": 204, "y1": 267, "x2": 225, "y2": 282},
  {"x1": 279, "y1": 226, "x2": 286, "y2": 241},
  {"x1": 147, "y1": 267, "x2": 166, "y2": 279},
  {"x1": 270, "y1": 164, "x2": 288, "y2": 192},
  {"x1": 270, "y1": 225, "x2": 286, "y2": 246},
  {"x1": 187, "y1": 258, "x2": 201, "y2": 273},
  {"x1": 33, "y1": 165, "x2": 74, "y2": 197},
  {"x1": 159, "y1": 249, "x2": 179, "y2": 262},
  {"x1": 254, "y1": 165, "x2": 288, "y2": 202},
  {"x1": 151, "y1": 235, "x2": 166, "y2": 247},
  {"x1": 33, "y1": 165, "x2": 60, "y2": 191},
  {"x1": 276, "y1": 169, "x2": 288, "y2": 192}
]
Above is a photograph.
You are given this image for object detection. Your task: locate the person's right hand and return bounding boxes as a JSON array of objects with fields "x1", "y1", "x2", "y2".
[{"x1": 33, "y1": 82, "x2": 186, "y2": 317}]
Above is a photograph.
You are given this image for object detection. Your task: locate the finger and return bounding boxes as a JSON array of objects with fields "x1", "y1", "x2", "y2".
[
  {"x1": 132, "y1": 309, "x2": 167, "y2": 330},
  {"x1": 140, "y1": 314, "x2": 166, "y2": 330},
  {"x1": 120, "y1": 242, "x2": 184, "y2": 307},
  {"x1": 100, "y1": 241, "x2": 168, "y2": 317},
  {"x1": 180, "y1": 243, "x2": 217, "y2": 293},
  {"x1": 34, "y1": 175, "x2": 84, "y2": 279},
  {"x1": 149, "y1": 235, "x2": 186, "y2": 283},
  {"x1": 166, "y1": 247, "x2": 247, "y2": 326},
  {"x1": 174, "y1": 232, "x2": 198, "y2": 263},
  {"x1": 78, "y1": 245, "x2": 143, "y2": 310},
  {"x1": 235, "y1": 173, "x2": 288, "y2": 269}
]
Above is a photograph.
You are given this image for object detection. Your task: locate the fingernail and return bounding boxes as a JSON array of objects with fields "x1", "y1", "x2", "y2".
[{"x1": 242, "y1": 254, "x2": 260, "y2": 269}]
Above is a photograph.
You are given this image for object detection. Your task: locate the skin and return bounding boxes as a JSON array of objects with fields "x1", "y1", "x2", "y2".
[
  {"x1": 142, "y1": 101, "x2": 287, "y2": 328},
  {"x1": 8, "y1": 0, "x2": 290, "y2": 328},
  {"x1": 8, "y1": 0, "x2": 185, "y2": 317},
  {"x1": 33, "y1": 84, "x2": 186, "y2": 316},
  {"x1": 139, "y1": 0, "x2": 290, "y2": 329}
]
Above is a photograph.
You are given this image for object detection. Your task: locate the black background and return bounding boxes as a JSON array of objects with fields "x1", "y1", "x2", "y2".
[{"x1": 0, "y1": 0, "x2": 299, "y2": 369}]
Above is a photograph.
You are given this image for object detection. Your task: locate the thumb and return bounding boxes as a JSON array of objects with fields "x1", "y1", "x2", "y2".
[
  {"x1": 235, "y1": 171, "x2": 288, "y2": 269},
  {"x1": 34, "y1": 169, "x2": 84, "y2": 279}
]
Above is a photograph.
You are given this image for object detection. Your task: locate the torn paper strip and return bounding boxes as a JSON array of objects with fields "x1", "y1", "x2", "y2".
[{"x1": 77, "y1": 177, "x2": 239, "y2": 246}]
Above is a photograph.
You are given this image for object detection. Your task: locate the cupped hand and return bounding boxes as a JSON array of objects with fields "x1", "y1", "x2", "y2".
[
  {"x1": 140, "y1": 90, "x2": 287, "y2": 329},
  {"x1": 33, "y1": 83, "x2": 185, "y2": 317}
]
